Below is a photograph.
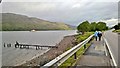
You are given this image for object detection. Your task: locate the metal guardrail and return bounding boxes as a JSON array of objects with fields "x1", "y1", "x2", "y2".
[
  {"x1": 103, "y1": 37, "x2": 117, "y2": 67},
  {"x1": 41, "y1": 34, "x2": 94, "y2": 68}
]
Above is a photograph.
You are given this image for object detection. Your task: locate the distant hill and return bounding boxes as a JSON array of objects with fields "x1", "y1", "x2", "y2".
[{"x1": 1, "y1": 13, "x2": 74, "y2": 31}]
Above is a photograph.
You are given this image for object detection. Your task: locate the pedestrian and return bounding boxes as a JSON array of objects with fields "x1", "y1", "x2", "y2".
[
  {"x1": 4, "y1": 43, "x2": 5, "y2": 47},
  {"x1": 94, "y1": 31, "x2": 98, "y2": 41},
  {"x1": 98, "y1": 31, "x2": 102, "y2": 41}
]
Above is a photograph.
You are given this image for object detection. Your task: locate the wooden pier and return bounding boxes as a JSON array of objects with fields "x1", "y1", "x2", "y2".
[
  {"x1": 15, "y1": 41, "x2": 58, "y2": 50},
  {"x1": 3, "y1": 43, "x2": 12, "y2": 47}
]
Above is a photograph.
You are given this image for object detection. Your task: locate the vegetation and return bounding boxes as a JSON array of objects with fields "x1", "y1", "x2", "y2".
[
  {"x1": 59, "y1": 46, "x2": 84, "y2": 67},
  {"x1": 1, "y1": 13, "x2": 73, "y2": 31},
  {"x1": 113, "y1": 29, "x2": 120, "y2": 32},
  {"x1": 77, "y1": 21, "x2": 108, "y2": 32},
  {"x1": 60, "y1": 44, "x2": 90, "y2": 67},
  {"x1": 113, "y1": 23, "x2": 120, "y2": 30},
  {"x1": 112, "y1": 23, "x2": 120, "y2": 32},
  {"x1": 59, "y1": 32, "x2": 93, "y2": 67},
  {"x1": 77, "y1": 21, "x2": 91, "y2": 32},
  {"x1": 59, "y1": 20, "x2": 108, "y2": 67},
  {"x1": 76, "y1": 32, "x2": 93, "y2": 44}
]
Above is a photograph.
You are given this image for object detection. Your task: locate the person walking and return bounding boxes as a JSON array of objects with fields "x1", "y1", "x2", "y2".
[
  {"x1": 94, "y1": 31, "x2": 98, "y2": 41},
  {"x1": 98, "y1": 31, "x2": 102, "y2": 41}
]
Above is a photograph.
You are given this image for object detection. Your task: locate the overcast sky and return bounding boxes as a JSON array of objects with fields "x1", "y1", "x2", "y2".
[{"x1": 1, "y1": 0, "x2": 119, "y2": 27}]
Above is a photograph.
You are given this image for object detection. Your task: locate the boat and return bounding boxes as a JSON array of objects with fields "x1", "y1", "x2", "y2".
[{"x1": 30, "y1": 29, "x2": 36, "y2": 32}]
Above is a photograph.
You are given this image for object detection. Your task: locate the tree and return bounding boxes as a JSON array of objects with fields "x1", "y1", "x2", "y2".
[
  {"x1": 96, "y1": 22, "x2": 108, "y2": 31},
  {"x1": 113, "y1": 23, "x2": 120, "y2": 30},
  {"x1": 90, "y1": 22, "x2": 97, "y2": 31},
  {"x1": 77, "y1": 21, "x2": 108, "y2": 32},
  {"x1": 77, "y1": 21, "x2": 91, "y2": 33}
]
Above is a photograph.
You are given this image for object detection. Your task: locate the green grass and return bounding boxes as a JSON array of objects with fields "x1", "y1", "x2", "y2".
[
  {"x1": 59, "y1": 32, "x2": 93, "y2": 67},
  {"x1": 113, "y1": 29, "x2": 120, "y2": 32},
  {"x1": 76, "y1": 32, "x2": 94, "y2": 43},
  {"x1": 59, "y1": 44, "x2": 90, "y2": 67},
  {"x1": 65, "y1": 46, "x2": 72, "y2": 51}
]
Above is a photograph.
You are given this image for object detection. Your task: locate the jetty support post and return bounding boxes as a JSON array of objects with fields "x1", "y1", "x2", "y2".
[
  {"x1": 26, "y1": 45, "x2": 29, "y2": 49},
  {"x1": 38, "y1": 46, "x2": 40, "y2": 49},
  {"x1": 7, "y1": 43, "x2": 11, "y2": 47},
  {"x1": 36, "y1": 46, "x2": 38, "y2": 50},
  {"x1": 15, "y1": 44, "x2": 17, "y2": 48},
  {"x1": 15, "y1": 41, "x2": 19, "y2": 48},
  {"x1": 4, "y1": 43, "x2": 5, "y2": 47},
  {"x1": 23, "y1": 45, "x2": 25, "y2": 48},
  {"x1": 20, "y1": 45, "x2": 23, "y2": 49},
  {"x1": 41, "y1": 47, "x2": 43, "y2": 50}
]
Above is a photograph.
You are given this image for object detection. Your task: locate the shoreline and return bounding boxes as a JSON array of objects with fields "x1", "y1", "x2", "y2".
[
  {"x1": 15, "y1": 49, "x2": 50, "y2": 66},
  {"x1": 1, "y1": 30, "x2": 76, "y2": 32},
  {"x1": 16, "y1": 35, "x2": 76, "y2": 66}
]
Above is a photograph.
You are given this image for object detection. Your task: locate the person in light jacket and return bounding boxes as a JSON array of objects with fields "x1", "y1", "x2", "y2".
[{"x1": 94, "y1": 31, "x2": 98, "y2": 41}]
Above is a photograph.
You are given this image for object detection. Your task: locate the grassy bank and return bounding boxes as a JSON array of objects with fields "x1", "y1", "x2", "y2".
[
  {"x1": 59, "y1": 32, "x2": 93, "y2": 67},
  {"x1": 113, "y1": 29, "x2": 120, "y2": 32},
  {"x1": 76, "y1": 32, "x2": 94, "y2": 44}
]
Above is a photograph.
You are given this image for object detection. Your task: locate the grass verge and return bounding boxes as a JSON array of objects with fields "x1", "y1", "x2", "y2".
[
  {"x1": 76, "y1": 32, "x2": 94, "y2": 44},
  {"x1": 59, "y1": 32, "x2": 93, "y2": 67},
  {"x1": 113, "y1": 29, "x2": 120, "y2": 32}
]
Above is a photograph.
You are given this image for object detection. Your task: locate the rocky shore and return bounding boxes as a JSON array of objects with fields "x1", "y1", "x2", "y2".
[{"x1": 17, "y1": 35, "x2": 76, "y2": 67}]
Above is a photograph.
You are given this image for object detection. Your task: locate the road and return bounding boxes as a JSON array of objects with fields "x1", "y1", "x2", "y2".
[{"x1": 104, "y1": 30, "x2": 118, "y2": 66}]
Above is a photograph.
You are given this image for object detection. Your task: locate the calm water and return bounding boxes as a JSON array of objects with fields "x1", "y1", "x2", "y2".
[{"x1": 2, "y1": 30, "x2": 76, "y2": 66}]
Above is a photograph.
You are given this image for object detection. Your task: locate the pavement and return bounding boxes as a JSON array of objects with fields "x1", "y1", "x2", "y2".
[{"x1": 75, "y1": 38, "x2": 111, "y2": 67}]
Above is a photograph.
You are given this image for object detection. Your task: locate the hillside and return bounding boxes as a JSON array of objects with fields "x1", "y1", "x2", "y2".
[{"x1": 1, "y1": 13, "x2": 73, "y2": 31}]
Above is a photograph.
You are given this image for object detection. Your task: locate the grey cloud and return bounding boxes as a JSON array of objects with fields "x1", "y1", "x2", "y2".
[
  {"x1": 2, "y1": 0, "x2": 119, "y2": 2},
  {"x1": 2, "y1": 2, "x2": 118, "y2": 26}
]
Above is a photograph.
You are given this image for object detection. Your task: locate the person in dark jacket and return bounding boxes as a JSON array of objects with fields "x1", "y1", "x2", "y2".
[{"x1": 98, "y1": 31, "x2": 102, "y2": 41}]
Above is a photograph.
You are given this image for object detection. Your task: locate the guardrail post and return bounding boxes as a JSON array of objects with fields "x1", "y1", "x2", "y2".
[
  {"x1": 84, "y1": 44, "x2": 86, "y2": 49},
  {"x1": 74, "y1": 52, "x2": 77, "y2": 59}
]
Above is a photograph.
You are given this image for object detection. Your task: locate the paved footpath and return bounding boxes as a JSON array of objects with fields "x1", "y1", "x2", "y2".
[{"x1": 75, "y1": 38, "x2": 111, "y2": 67}]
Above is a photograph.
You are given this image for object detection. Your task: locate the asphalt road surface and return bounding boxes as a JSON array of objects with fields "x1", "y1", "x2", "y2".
[{"x1": 104, "y1": 30, "x2": 118, "y2": 66}]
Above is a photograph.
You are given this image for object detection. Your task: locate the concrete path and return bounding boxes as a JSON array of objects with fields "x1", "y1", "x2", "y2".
[{"x1": 76, "y1": 38, "x2": 111, "y2": 67}]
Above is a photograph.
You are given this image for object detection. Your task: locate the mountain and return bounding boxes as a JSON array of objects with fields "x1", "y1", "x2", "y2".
[
  {"x1": 66, "y1": 24, "x2": 76, "y2": 29},
  {"x1": 1, "y1": 13, "x2": 74, "y2": 31}
]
